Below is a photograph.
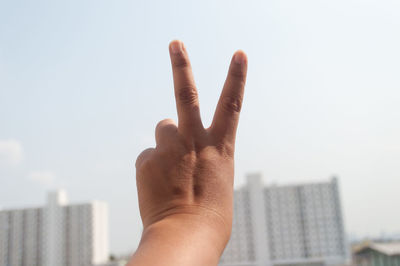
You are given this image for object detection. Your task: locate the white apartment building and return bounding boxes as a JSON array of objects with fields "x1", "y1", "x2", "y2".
[
  {"x1": 220, "y1": 174, "x2": 349, "y2": 266},
  {"x1": 0, "y1": 190, "x2": 109, "y2": 266}
]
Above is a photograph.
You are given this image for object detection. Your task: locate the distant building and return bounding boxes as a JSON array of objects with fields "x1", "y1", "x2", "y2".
[
  {"x1": 353, "y1": 241, "x2": 400, "y2": 266},
  {"x1": 220, "y1": 174, "x2": 349, "y2": 266},
  {"x1": 0, "y1": 190, "x2": 109, "y2": 266},
  {"x1": 0, "y1": 207, "x2": 44, "y2": 266}
]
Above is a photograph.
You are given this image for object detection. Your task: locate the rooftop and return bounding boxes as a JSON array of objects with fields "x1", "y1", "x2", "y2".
[{"x1": 355, "y1": 241, "x2": 400, "y2": 256}]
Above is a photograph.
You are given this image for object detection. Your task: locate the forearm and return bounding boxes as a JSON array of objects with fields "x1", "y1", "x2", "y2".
[{"x1": 127, "y1": 214, "x2": 227, "y2": 266}]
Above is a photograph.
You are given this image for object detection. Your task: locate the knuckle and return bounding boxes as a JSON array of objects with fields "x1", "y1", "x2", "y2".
[
  {"x1": 179, "y1": 86, "x2": 198, "y2": 105},
  {"x1": 230, "y1": 68, "x2": 245, "y2": 80},
  {"x1": 155, "y1": 120, "x2": 177, "y2": 146},
  {"x1": 215, "y1": 141, "x2": 235, "y2": 158},
  {"x1": 173, "y1": 57, "x2": 190, "y2": 68},
  {"x1": 156, "y1": 146, "x2": 170, "y2": 157},
  {"x1": 135, "y1": 148, "x2": 154, "y2": 169},
  {"x1": 135, "y1": 154, "x2": 146, "y2": 169},
  {"x1": 156, "y1": 119, "x2": 172, "y2": 132},
  {"x1": 222, "y1": 95, "x2": 242, "y2": 113},
  {"x1": 138, "y1": 157, "x2": 153, "y2": 174}
]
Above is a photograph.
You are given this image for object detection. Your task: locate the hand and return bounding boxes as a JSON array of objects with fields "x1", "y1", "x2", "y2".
[{"x1": 130, "y1": 40, "x2": 247, "y2": 266}]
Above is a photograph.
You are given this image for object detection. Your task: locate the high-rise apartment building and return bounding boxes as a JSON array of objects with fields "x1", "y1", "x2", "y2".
[
  {"x1": 220, "y1": 174, "x2": 348, "y2": 266},
  {"x1": 0, "y1": 190, "x2": 109, "y2": 266}
]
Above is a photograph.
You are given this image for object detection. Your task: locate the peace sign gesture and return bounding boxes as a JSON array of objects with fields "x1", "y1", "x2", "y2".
[
  {"x1": 169, "y1": 40, "x2": 247, "y2": 144},
  {"x1": 131, "y1": 40, "x2": 247, "y2": 266}
]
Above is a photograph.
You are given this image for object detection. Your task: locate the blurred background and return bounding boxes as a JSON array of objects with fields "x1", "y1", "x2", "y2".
[{"x1": 0, "y1": 0, "x2": 399, "y2": 265}]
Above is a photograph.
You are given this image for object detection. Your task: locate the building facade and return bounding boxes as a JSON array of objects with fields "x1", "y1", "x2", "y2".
[
  {"x1": 220, "y1": 174, "x2": 349, "y2": 266},
  {"x1": 0, "y1": 190, "x2": 109, "y2": 266},
  {"x1": 353, "y1": 241, "x2": 400, "y2": 266},
  {"x1": 0, "y1": 207, "x2": 44, "y2": 266}
]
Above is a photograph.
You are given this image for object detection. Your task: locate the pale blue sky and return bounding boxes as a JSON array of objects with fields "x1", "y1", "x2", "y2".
[{"x1": 1, "y1": 0, "x2": 399, "y2": 254}]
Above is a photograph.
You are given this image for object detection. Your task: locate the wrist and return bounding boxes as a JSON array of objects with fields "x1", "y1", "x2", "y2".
[{"x1": 132, "y1": 213, "x2": 230, "y2": 266}]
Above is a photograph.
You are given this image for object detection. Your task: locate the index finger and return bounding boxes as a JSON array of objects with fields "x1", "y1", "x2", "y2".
[
  {"x1": 210, "y1": 50, "x2": 247, "y2": 144},
  {"x1": 169, "y1": 40, "x2": 203, "y2": 133}
]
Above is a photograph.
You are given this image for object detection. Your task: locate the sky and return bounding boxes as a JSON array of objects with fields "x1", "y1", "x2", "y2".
[{"x1": 1, "y1": 0, "x2": 399, "y2": 255}]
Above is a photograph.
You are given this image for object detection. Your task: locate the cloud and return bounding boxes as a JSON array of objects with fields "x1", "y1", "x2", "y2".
[
  {"x1": 28, "y1": 171, "x2": 56, "y2": 188},
  {"x1": 0, "y1": 139, "x2": 24, "y2": 167}
]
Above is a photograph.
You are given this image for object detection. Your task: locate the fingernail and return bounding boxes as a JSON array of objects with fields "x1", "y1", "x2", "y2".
[
  {"x1": 170, "y1": 41, "x2": 183, "y2": 54},
  {"x1": 234, "y1": 51, "x2": 246, "y2": 65}
]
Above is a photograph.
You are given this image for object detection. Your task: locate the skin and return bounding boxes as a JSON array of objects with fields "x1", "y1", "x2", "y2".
[{"x1": 128, "y1": 40, "x2": 247, "y2": 266}]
